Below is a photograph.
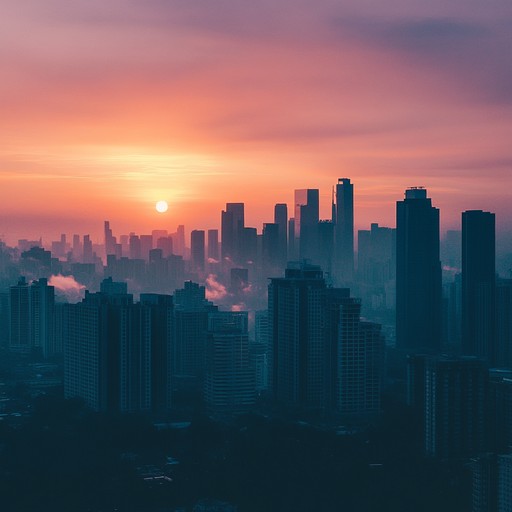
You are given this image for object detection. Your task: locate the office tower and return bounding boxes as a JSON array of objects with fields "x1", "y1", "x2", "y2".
[
  {"x1": 9, "y1": 277, "x2": 30, "y2": 353},
  {"x1": 317, "y1": 220, "x2": 334, "y2": 278},
  {"x1": 51, "y1": 234, "x2": 67, "y2": 258},
  {"x1": 64, "y1": 280, "x2": 156, "y2": 413},
  {"x1": 240, "y1": 227, "x2": 257, "y2": 265},
  {"x1": 496, "y1": 279, "x2": 512, "y2": 368},
  {"x1": 9, "y1": 277, "x2": 55, "y2": 358},
  {"x1": 129, "y1": 234, "x2": 141, "y2": 260},
  {"x1": 274, "y1": 203, "x2": 288, "y2": 266},
  {"x1": 72, "y1": 234, "x2": 81, "y2": 260},
  {"x1": 443, "y1": 273, "x2": 462, "y2": 351},
  {"x1": 471, "y1": 453, "x2": 498, "y2": 512},
  {"x1": 140, "y1": 234, "x2": 153, "y2": 261},
  {"x1": 173, "y1": 282, "x2": 218, "y2": 385},
  {"x1": 462, "y1": 210, "x2": 496, "y2": 363},
  {"x1": 104, "y1": 221, "x2": 116, "y2": 256},
  {"x1": 334, "y1": 178, "x2": 354, "y2": 283},
  {"x1": 191, "y1": 230, "x2": 205, "y2": 272},
  {"x1": 204, "y1": 311, "x2": 255, "y2": 412},
  {"x1": 140, "y1": 293, "x2": 174, "y2": 411},
  {"x1": 253, "y1": 310, "x2": 270, "y2": 391},
  {"x1": 423, "y1": 356, "x2": 487, "y2": 459},
  {"x1": 268, "y1": 263, "x2": 327, "y2": 410},
  {"x1": 357, "y1": 223, "x2": 396, "y2": 286},
  {"x1": 396, "y1": 187, "x2": 441, "y2": 353},
  {"x1": 325, "y1": 288, "x2": 384, "y2": 416},
  {"x1": 174, "y1": 225, "x2": 186, "y2": 257},
  {"x1": 294, "y1": 189, "x2": 319, "y2": 261},
  {"x1": 489, "y1": 369, "x2": 512, "y2": 454},
  {"x1": 207, "y1": 229, "x2": 219, "y2": 261},
  {"x1": 262, "y1": 223, "x2": 280, "y2": 272},
  {"x1": 221, "y1": 203, "x2": 245, "y2": 264},
  {"x1": 152, "y1": 229, "x2": 168, "y2": 248},
  {"x1": 29, "y1": 278, "x2": 56, "y2": 358},
  {"x1": 156, "y1": 236, "x2": 173, "y2": 258},
  {"x1": 83, "y1": 235, "x2": 93, "y2": 263},
  {"x1": 288, "y1": 218, "x2": 296, "y2": 260}
]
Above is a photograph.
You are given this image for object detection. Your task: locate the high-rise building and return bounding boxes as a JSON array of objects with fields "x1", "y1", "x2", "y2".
[
  {"x1": 462, "y1": 210, "x2": 496, "y2": 363},
  {"x1": 334, "y1": 178, "x2": 354, "y2": 283},
  {"x1": 294, "y1": 189, "x2": 319, "y2": 261},
  {"x1": 396, "y1": 187, "x2": 441, "y2": 353},
  {"x1": 269, "y1": 263, "x2": 327, "y2": 410},
  {"x1": 64, "y1": 280, "x2": 171, "y2": 413},
  {"x1": 423, "y1": 356, "x2": 487, "y2": 459},
  {"x1": 262, "y1": 223, "x2": 280, "y2": 272},
  {"x1": 207, "y1": 229, "x2": 219, "y2": 261},
  {"x1": 204, "y1": 311, "x2": 255, "y2": 412},
  {"x1": 9, "y1": 277, "x2": 55, "y2": 357},
  {"x1": 221, "y1": 203, "x2": 245, "y2": 264},
  {"x1": 325, "y1": 288, "x2": 383, "y2": 416},
  {"x1": 357, "y1": 223, "x2": 396, "y2": 286},
  {"x1": 104, "y1": 221, "x2": 116, "y2": 257},
  {"x1": 190, "y1": 230, "x2": 205, "y2": 272},
  {"x1": 173, "y1": 282, "x2": 218, "y2": 385},
  {"x1": 274, "y1": 203, "x2": 288, "y2": 266}
]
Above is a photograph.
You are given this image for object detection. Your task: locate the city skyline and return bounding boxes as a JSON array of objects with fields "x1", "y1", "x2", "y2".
[{"x1": 1, "y1": 0, "x2": 512, "y2": 243}]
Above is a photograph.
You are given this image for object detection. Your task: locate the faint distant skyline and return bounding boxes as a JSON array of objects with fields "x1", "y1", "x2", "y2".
[{"x1": 1, "y1": 0, "x2": 511, "y2": 242}]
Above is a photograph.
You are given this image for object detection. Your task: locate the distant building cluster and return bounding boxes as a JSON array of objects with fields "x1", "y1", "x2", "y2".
[{"x1": 1, "y1": 178, "x2": 512, "y2": 509}]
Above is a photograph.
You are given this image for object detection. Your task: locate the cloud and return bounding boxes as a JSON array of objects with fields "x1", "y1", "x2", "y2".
[
  {"x1": 205, "y1": 274, "x2": 228, "y2": 301},
  {"x1": 49, "y1": 274, "x2": 85, "y2": 303}
]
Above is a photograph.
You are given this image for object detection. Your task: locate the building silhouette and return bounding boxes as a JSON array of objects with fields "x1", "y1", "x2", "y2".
[
  {"x1": 221, "y1": 203, "x2": 244, "y2": 265},
  {"x1": 396, "y1": 187, "x2": 441, "y2": 353},
  {"x1": 9, "y1": 277, "x2": 55, "y2": 358},
  {"x1": 334, "y1": 178, "x2": 354, "y2": 283},
  {"x1": 64, "y1": 279, "x2": 173, "y2": 413},
  {"x1": 204, "y1": 311, "x2": 255, "y2": 412},
  {"x1": 462, "y1": 210, "x2": 496, "y2": 364},
  {"x1": 191, "y1": 230, "x2": 205, "y2": 272},
  {"x1": 294, "y1": 189, "x2": 319, "y2": 262}
]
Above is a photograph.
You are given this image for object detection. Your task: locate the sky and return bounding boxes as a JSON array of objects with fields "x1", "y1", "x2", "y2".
[{"x1": 1, "y1": 0, "x2": 512, "y2": 245}]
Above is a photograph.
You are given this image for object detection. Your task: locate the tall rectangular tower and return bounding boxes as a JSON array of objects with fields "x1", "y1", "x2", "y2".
[
  {"x1": 462, "y1": 210, "x2": 495, "y2": 363},
  {"x1": 294, "y1": 189, "x2": 319, "y2": 262},
  {"x1": 396, "y1": 187, "x2": 441, "y2": 353},
  {"x1": 334, "y1": 178, "x2": 354, "y2": 283}
]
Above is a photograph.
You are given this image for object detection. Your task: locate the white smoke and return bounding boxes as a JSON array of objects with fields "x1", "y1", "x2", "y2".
[
  {"x1": 49, "y1": 274, "x2": 86, "y2": 303},
  {"x1": 205, "y1": 274, "x2": 228, "y2": 301}
]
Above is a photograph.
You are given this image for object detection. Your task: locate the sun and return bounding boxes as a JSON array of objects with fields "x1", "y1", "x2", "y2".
[{"x1": 155, "y1": 200, "x2": 168, "y2": 213}]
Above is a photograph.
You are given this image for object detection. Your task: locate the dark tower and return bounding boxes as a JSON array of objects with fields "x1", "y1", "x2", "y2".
[
  {"x1": 462, "y1": 210, "x2": 495, "y2": 363},
  {"x1": 294, "y1": 189, "x2": 319, "y2": 261},
  {"x1": 396, "y1": 187, "x2": 441, "y2": 353},
  {"x1": 274, "y1": 203, "x2": 288, "y2": 266},
  {"x1": 334, "y1": 178, "x2": 354, "y2": 283},
  {"x1": 190, "y1": 230, "x2": 205, "y2": 272}
]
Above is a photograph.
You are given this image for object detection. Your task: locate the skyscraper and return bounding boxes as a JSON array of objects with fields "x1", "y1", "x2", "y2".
[
  {"x1": 334, "y1": 178, "x2": 354, "y2": 283},
  {"x1": 221, "y1": 203, "x2": 245, "y2": 264},
  {"x1": 190, "y1": 229, "x2": 205, "y2": 272},
  {"x1": 204, "y1": 311, "x2": 255, "y2": 412},
  {"x1": 9, "y1": 277, "x2": 55, "y2": 358},
  {"x1": 274, "y1": 203, "x2": 288, "y2": 266},
  {"x1": 268, "y1": 263, "x2": 327, "y2": 410},
  {"x1": 462, "y1": 210, "x2": 496, "y2": 363},
  {"x1": 294, "y1": 189, "x2": 319, "y2": 261},
  {"x1": 396, "y1": 187, "x2": 441, "y2": 353},
  {"x1": 207, "y1": 229, "x2": 219, "y2": 261}
]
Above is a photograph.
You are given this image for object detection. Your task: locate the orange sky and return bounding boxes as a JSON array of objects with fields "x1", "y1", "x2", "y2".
[{"x1": 1, "y1": 0, "x2": 512, "y2": 245}]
